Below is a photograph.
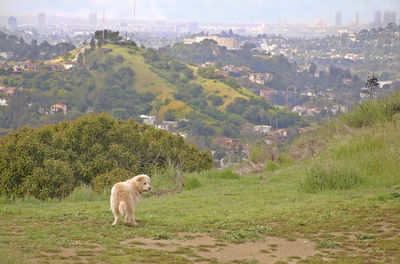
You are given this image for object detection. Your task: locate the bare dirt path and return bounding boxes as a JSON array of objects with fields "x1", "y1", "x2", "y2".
[{"x1": 122, "y1": 233, "x2": 317, "y2": 263}]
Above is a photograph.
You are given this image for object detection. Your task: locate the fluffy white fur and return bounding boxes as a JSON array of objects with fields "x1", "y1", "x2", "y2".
[{"x1": 110, "y1": 174, "x2": 151, "y2": 226}]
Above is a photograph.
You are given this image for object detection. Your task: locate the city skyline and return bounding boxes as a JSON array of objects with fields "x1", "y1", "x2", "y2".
[{"x1": 1, "y1": 0, "x2": 400, "y2": 25}]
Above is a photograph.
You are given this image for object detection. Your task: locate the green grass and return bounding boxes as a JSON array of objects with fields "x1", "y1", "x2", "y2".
[
  {"x1": 290, "y1": 92, "x2": 400, "y2": 160},
  {"x1": 301, "y1": 121, "x2": 400, "y2": 192},
  {"x1": 1, "y1": 164, "x2": 400, "y2": 263},
  {"x1": 2, "y1": 94, "x2": 400, "y2": 263}
]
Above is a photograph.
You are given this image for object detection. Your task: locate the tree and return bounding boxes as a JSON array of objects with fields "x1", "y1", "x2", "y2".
[
  {"x1": 94, "y1": 30, "x2": 122, "y2": 46},
  {"x1": 365, "y1": 74, "x2": 379, "y2": 99},
  {"x1": 308, "y1": 63, "x2": 317, "y2": 75},
  {"x1": 90, "y1": 37, "x2": 96, "y2": 50},
  {"x1": 154, "y1": 100, "x2": 162, "y2": 128},
  {"x1": 77, "y1": 53, "x2": 84, "y2": 67}
]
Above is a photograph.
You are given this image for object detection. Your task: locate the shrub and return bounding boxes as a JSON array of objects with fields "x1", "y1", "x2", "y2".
[
  {"x1": 0, "y1": 113, "x2": 213, "y2": 199},
  {"x1": 201, "y1": 169, "x2": 240, "y2": 180},
  {"x1": 183, "y1": 175, "x2": 201, "y2": 190},
  {"x1": 151, "y1": 166, "x2": 182, "y2": 191},
  {"x1": 91, "y1": 168, "x2": 135, "y2": 193},
  {"x1": 302, "y1": 162, "x2": 362, "y2": 193},
  {"x1": 21, "y1": 159, "x2": 75, "y2": 199},
  {"x1": 207, "y1": 94, "x2": 224, "y2": 106},
  {"x1": 249, "y1": 143, "x2": 270, "y2": 164},
  {"x1": 264, "y1": 162, "x2": 279, "y2": 172},
  {"x1": 66, "y1": 185, "x2": 101, "y2": 202}
]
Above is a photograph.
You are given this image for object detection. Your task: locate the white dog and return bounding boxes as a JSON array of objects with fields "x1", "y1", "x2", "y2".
[{"x1": 110, "y1": 174, "x2": 151, "y2": 226}]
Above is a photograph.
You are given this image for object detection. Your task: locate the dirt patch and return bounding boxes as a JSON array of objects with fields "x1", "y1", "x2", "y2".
[
  {"x1": 122, "y1": 233, "x2": 317, "y2": 263},
  {"x1": 149, "y1": 189, "x2": 181, "y2": 197},
  {"x1": 375, "y1": 222, "x2": 398, "y2": 234}
]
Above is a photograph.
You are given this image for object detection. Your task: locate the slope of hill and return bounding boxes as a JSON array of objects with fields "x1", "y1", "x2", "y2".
[
  {"x1": 0, "y1": 42, "x2": 306, "y2": 140},
  {"x1": 289, "y1": 92, "x2": 400, "y2": 192}
]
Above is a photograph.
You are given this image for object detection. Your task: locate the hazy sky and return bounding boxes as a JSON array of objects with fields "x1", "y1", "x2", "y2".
[{"x1": 1, "y1": 0, "x2": 400, "y2": 24}]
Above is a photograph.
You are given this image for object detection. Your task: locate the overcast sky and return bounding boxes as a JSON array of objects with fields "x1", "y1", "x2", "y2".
[{"x1": 1, "y1": 0, "x2": 400, "y2": 24}]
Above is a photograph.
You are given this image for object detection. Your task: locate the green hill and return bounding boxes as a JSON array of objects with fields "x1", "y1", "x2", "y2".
[{"x1": 0, "y1": 42, "x2": 306, "y2": 139}]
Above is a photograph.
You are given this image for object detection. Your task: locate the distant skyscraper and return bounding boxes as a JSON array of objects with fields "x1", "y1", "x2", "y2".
[
  {"x1": 8, "y1": 16, "x2": 17, "y2": 28},
  {"x1": 335, "y1": 11, "x2": 342, "y2": 26},
  {"x1": 89, "y1": 13, "x2": 97, "y2": 27},
  {"x1": 38, "y1": 13, "x2": 46, "y2": 28},
  {"x1": 187, "y1": 22, "x2": 198, "y2": 33},
  {"x1": 383, "y1": 11, "x2": 397, "y2": 26},
  {"x1": 374, "y1": 11, "x2": 382, "y2": 27},
  {"x1": 353, "y1": 12, "x2": 359, "y2": 26}
]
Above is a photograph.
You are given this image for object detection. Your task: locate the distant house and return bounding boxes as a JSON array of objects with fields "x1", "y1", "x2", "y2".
[
  {"x1": 0, "y1": 98, "x2": 8, "y2": 106},
  {"x1": 64, "y1": 63, "x2": 76, "y2": 70},
  {"x1": 184, "y1": 36, "x2": 238, "y2": 50},
  {"x1": 10, "y1": 61, "x2": 39, "y2": 73},
  {"x1": 44, "y1": 62, "x2": 63, "y2": 71},
  {"x1": 249, "y1": 72, "x2": 273, "y2": 85},
  {"x1": 50, "y1": 103, "x2": 67, "y2": 115},
  {"x1": 253, "y1": 125, "x2": 272, "y2": 134},
  {"x1": 201, "y1": 62, "x2": 215, "y2": 68},
  {"x1": 140, "y1": 115, "x2": 155, "y2": 126},
  {"x1": 0, "y1": 87, "x2": 18, "y2": 96},
  {"x1": 260, "y1": 89, "x2": 273, "y2": 101},
  {"x1": 157, "y1": 121, "x2": 177, "y2": 132},
  {"x1": 222, "y1": 65, "x2": 251, "y2": 76},
  {"x1": 342, "y1": 78, "x2": 353, "y2": 84}
]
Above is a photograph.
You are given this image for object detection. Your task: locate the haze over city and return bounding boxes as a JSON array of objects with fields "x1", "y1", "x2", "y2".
[{"x1": 1, "y1": 0, "x2": 400, "y2": 24}]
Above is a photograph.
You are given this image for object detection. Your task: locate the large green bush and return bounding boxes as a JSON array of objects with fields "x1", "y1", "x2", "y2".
[
  {"x1": 92, "y1": 168, "x2": 134, "y2": 193},
  {"x1": 0, "y1": 113, "x2": 213, "y2": 199}
]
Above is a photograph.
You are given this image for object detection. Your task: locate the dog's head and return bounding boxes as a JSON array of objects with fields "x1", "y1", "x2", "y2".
[{"x1": 134, "y1": 174, "x2": 151, "y2": 193}]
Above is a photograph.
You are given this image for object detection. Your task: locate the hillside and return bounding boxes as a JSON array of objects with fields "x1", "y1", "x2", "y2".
[
  {"x1": 1, "y1": 93, "x2": 400, "y2": 263},
  {"x1": 85, "y1": 44, "x2": 253, "y2": 116},
  {"x1": 289, "y1": 92, "x2": 400, "y2": 191},
  {"x1": 0, "y1": 42, "x2": 306, "y2": 141}
]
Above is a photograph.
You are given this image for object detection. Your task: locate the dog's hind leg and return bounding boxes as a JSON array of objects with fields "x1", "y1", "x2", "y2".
[
  {"x1": 119, "y1": 201, "x2": 132, "y2": 225},
  {"x1": 125, "y1": 205, "x2": 137, "y2": 226},
  {"x1": 111, "y1": 198, "x2": 120, "y2": 226}
]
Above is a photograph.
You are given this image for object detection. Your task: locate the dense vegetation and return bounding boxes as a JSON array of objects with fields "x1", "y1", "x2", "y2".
[
  {"x1": 2, "y1": 93, "x2": 400, "y2": 264},
  {"x1": 289, "y1": 92, "x2": 400, "y2": 192},
  {"x1": 0, "y1": 46, "x2": 156, "y2": 130},
  {"x1": 159, "y1": 39, "x2": 364, "y2": 100},
  {"x1": 0, "y1": 113, "x2": 213, "y2": 199},
  {"x1": 1, "y1": 42, "x2": 308, "y2": 141},
  {"x1": 0, "y1": 31, "x2": 75, "y2": 61}
]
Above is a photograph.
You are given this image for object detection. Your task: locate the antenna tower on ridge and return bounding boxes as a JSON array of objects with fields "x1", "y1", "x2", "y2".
[
  {"x1": 133, "y1": 0, "x2": 136, "y2": 32},
  {"x1": 102, "y1": 10, "x2": 105, "y2": 46}
]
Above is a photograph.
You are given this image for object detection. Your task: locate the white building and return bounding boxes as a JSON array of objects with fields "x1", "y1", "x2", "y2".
[
  {"x1": 253, "y1": 125, "x2": 272, "y2": 134},
  {"x1": 157, "y1": 121, "x2": 177, "y2": 132},
  {"x1": 0, "y1": 98, "x2": 8, "y2": 106},
  {"x1": 183, "y1": 36, "x2": 238, "y2": 50},
  {"x1": 140, "y1": 115, "x2": 155, "y2": 126}
]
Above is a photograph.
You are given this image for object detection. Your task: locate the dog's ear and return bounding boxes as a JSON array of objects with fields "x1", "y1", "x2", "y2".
[{"x1": 136, "y1": 176, "x2": 143, "y2": 182}]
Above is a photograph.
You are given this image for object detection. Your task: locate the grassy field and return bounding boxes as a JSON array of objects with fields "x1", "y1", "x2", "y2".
[
  {"x1": 1, "y1": 93, "x2": 400, "y2": 263},
  {"x1": 1, "y1": 163, "x2": 399, "y2": 263}
]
